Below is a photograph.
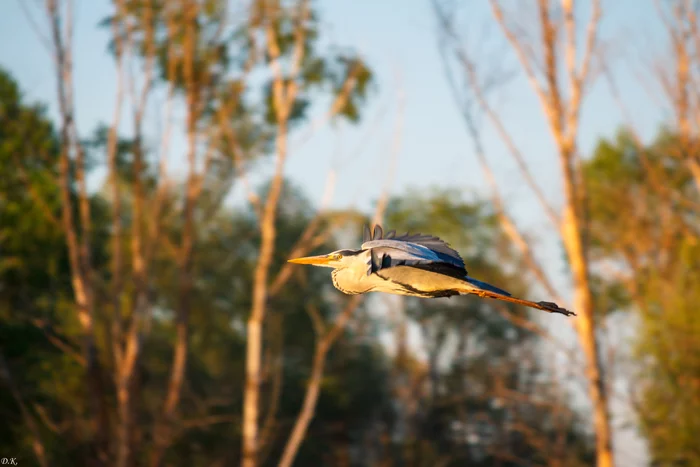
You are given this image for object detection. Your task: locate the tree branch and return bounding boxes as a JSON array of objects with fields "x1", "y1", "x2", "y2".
[
  {"x1": 242, "y1": 2, "x2": 311, "y2": 465},
  {"x1": 277, "y1": 120, "x2": 397, "y2": 465},
  {"x1": 277, "y1": 295, "x2": 363, "y2": 467},
  {"x1": 435, "y1": 1, "x2": 561, "y2": 227},
  {"x1": 45, "y1": 0, "x2": 108, "y2": 459}
]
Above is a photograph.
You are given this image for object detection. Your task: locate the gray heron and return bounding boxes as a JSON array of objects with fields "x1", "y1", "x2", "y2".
[{"x1": 288, "y1": 225, "x2": 575, "y2": 317}]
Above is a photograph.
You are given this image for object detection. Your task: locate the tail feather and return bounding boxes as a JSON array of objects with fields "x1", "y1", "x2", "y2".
[{"x1": 460, "y1": 280, "x2": 575, "y2": 317}]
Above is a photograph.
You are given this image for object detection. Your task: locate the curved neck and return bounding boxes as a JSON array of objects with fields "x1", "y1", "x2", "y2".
[{"x1": 331, "y1": 251, "x2": 372, "y2": 295}]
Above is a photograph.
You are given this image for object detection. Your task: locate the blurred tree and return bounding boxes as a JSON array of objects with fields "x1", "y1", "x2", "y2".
[
  {"x1": 0, "y1": 66, "x2": 117, "y2": 465},
  {"x1": 0, "y1": 87, "x2": 395, "y2": 465},
  {"x1": 433, "y1": 1, "x2": 614, "y2": 464},
  {"x1": 584, "y1": 130, "x2": 700, "y2": 466},
  {"x1": 0, "y1": 66, "x2": 64, "y2": 467},
  {"x1": 652, "y1": 0, "x2": 700, "y2": 195},
  {"x1": 38, "y1": 0, "x2": 375, "y2": 465}
]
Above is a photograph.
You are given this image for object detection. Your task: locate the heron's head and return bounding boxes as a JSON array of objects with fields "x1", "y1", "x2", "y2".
[{"x1": 288, "y1": 249, "x2": 363, "y2": 269}]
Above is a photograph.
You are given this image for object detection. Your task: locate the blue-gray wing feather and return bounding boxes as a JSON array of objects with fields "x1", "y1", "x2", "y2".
[
  {"x1": 361, "y1": 239, "x2": 465, "y2": 270},
  {"x1": 366, "y1": 244, "x2": 438, "y2": 276},
  {"x1": 362, "y1": 224, "x2": 465, "y2": 269},
  {"x1": 361, "y1": 240, "x2": 441, "y2": 261},
  {"x1": 361, "y1": 225, "x2": 511, "y2": 296}
]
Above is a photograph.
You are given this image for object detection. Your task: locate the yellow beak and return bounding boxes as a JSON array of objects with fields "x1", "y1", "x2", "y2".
[{"x1": 287, "y1": 254, "x2": 333, "y2": 265}]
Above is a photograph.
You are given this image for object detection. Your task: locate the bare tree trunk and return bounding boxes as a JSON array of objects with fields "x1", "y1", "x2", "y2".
[
  {"x1": 150, "y1": 2, "x2": 200, "y2": 465},
  {"x1": 435, "y1": 0, "x2": 614, "y2": 464},
  {"x1": 114, "y1": 0, "x2": 157, "y2": 461},
  {"x1": 241, "y1": 3, "x2": 310, "y2": 465},
  {"x1": 239, "y1": 1, "x2": 376, "y2": 463},
  {"x1": 277, "y1": 297, "x2": 362, "y2": 467},
  {"x1": 656, "y1": 0, "x2": 700, "y2": 196},
  {"x1": 242, "y1": 119, "x2": 290, "y2": 467},
  {"x1": 563, "y1": 204, "x2": 614, "y2": 467},
  {"x1": 277, "y1": 116, "x2": 398, "y2": 465},
  {"x1": 108, "y1": 3, "x2": 130, "y2": 466},
  {"x1": 45, "y1": 1, "x2": 108, "y2": 463}
]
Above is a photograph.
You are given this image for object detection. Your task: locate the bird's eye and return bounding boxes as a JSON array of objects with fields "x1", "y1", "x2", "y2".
[{"x1": 330, "y1": 253, "x2": 342, "y2": 260}]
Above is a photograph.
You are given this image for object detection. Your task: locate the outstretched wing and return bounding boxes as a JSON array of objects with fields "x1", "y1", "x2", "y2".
[
  {"x1": 361, "y1": 224, "x2": 467, "y2": 276},
  {"x1": 362, "y1": 224, "x2": 466, "y2": 269}
]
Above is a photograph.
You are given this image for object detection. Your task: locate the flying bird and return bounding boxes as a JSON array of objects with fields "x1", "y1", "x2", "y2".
[{"x1": 288, "y1": 225, "x2": 574, "y2": 317}]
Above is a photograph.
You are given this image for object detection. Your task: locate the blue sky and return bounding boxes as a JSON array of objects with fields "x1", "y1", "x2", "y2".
[
  {"x1": 1, "y1": 0, "x2": 666, "y2": 218},
  {"x1": 1, "y1": 1, "x2": 668, "y2": 464}
]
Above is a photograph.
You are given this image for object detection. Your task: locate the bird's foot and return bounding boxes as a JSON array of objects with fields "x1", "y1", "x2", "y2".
[{"x1": 537, "y1": 301, "x2": 576, "y2": 317}]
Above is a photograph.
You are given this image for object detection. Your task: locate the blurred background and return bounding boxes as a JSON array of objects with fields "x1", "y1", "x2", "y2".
[{"x1": 0, "y1": 0, "x2": 698, "y2": 466}]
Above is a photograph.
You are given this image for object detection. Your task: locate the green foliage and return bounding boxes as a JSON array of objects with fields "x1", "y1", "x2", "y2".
[
  {"x1": 0, "y1": 67, "x2": 88, "y2": 463},
  {"x1": 0, "y1": 69, "x2": 64, "y2": 306},
  {"x1": 584, "y1": 129, "x2": 700, "y2": 465},
  {"x1": 103, "y1": 0, "x2": 374, "y2": 142},
  {"x1": 0, "y1": 64, "x2": 65, "y2": 322},
  {"x1": 633, "y1": 238, "x2": 700, "y2": 466}
]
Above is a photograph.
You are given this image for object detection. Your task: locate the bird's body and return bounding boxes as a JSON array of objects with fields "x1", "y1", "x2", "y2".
[
  {"x1": 331, "y1": 257, "x2": 467, "y2": 297},
  {"x1": 289, "y1": 225, "x2": 575, "y2": 317}
]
